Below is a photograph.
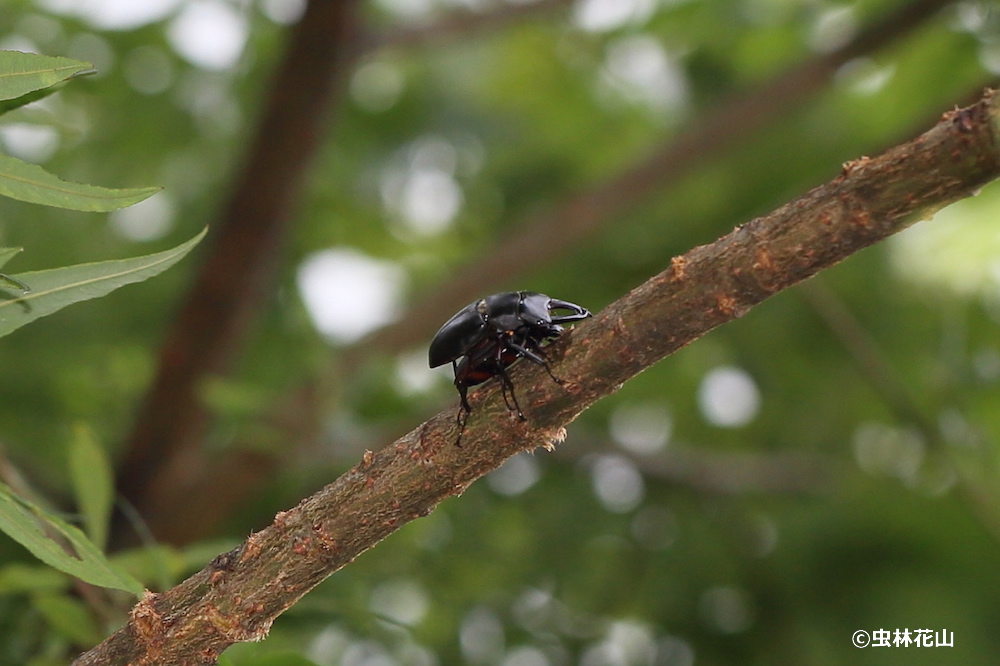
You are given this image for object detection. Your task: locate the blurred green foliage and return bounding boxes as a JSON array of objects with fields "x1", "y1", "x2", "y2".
[{"x1": 3, "y1": 0, "x2": 1000, "y2": 664}]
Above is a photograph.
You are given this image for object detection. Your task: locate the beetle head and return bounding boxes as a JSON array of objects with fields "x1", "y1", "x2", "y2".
[{"x1": 518, "y1": 292, "x2": 555, "y2": 326}]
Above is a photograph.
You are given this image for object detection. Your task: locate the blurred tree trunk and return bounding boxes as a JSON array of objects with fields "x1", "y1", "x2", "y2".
[{"x1": 113, "y1": 0, "x2": 362, "y2": 546}]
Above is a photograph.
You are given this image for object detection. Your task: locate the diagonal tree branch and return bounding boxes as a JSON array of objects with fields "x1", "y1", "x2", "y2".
[
  {"x1": 74, "y1": 88, "x2": 1000, "y2": 665},
  {"x1": 136, "y1": 0, "x2": 963, "y2": 547}
]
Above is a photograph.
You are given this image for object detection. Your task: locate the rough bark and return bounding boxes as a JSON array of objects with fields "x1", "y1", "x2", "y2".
[{"x1": 74, "y1": 89, "x2": 1000, "y2": 666}]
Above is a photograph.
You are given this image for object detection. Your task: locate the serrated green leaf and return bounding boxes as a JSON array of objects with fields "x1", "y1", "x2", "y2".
[
  {"x1": 0, "y1": 51, "x2": 91, "y2": 102},
  {"x1": 69, "y1": 424, "x2": 113, "y2": 550},
  {"x1": 0, "y1": 483, "x2": 143, "y2": 595},
  {"x1": 0, "y1": 154, "x2": 160, "y2": 211},
  {"x1": 0, "y1": 227, "x2": 207, "y2": 338}
]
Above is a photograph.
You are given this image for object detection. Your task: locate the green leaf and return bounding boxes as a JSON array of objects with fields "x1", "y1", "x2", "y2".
[
  {"x1": 0, "y1": 227, "x2": 207, "y2": 338},
  {"x1": 0, "y1": 51, "x2": 91, "y2": 102},
  {"x1": 0, "y1": 154, "x2": 160, "y2": 211},
  {"x1": 0, "y1": 79, "x2": 75, "y2": 116},
  {"x1": 0, "y1": 273, "x2": 28, "y2": 293},
  {"x1": 0, "y1": 249, "x2": 31, "y2": 293},
  {"x1": 68, "y1": 424, "x2": 113, "y2": 551},
  {"x1": 0, "y1": 482, "x2": 143, "y2": 595}
]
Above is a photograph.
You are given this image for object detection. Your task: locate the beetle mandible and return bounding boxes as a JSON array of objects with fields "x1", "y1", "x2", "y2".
[{"x1": 429, "y1": 291, "x2": 591, "y2": 440}]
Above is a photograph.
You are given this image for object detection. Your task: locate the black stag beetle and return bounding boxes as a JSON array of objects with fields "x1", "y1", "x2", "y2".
[{"x1": 429, "y1": 291, "x2": 591, "y2": 441}]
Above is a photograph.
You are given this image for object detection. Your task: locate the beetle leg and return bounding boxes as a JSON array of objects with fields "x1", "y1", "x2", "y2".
[
  {"x1": 454, "y1": 382, "x2": 472, "y2": 447},
  {"x1": 507, "y1": 339, "x2": 565, "y2": 386},
  {"x1": 450, "y1": 359, "x2": 473, "y2": 446},
  {"x1": 490, "y1": 336, "x2": 526, "y2": 414},
  {"x1": 456, "y1": 383, "x2": 472, "y2": 416},
  {"x1": 454, "y1": 405, "x2": 469, "y2": 447},
  {"x1": 452, "y1": 359, "x2": 474, "y2": 414},
  {"x1": 496, "y1": 366, "x2": 526, "y2": 420}
]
